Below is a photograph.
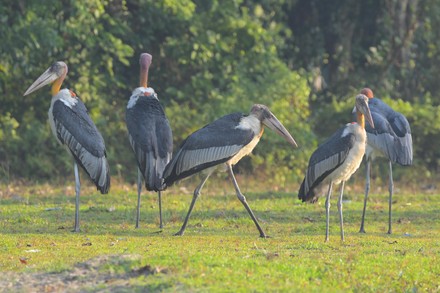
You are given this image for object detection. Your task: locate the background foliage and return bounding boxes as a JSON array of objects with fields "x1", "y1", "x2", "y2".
[{"x1": 0, "y1": 0, "x2": 437, "y2": 186}]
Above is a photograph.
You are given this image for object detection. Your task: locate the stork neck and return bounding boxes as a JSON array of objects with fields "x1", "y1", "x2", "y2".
[
  {"x1": 356, "y1": 111, "x2": 365, "y2": 128},
  {"x1": 140, "y1": 67, "x2": 149, "y2": 88},
  {"x1": 51, "y1": 68, "x2": 67, "y2": 96},
  {"x1": 259, "y1": 126, "x2": 265, "y2": 138},
  {"x1": 51, "y1": 77, "x2": 64, "y2": 96}
]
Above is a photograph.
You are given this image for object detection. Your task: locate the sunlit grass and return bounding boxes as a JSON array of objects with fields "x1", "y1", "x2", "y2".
[{"x1": 0, "y1": 177, "x2": 439, "y2": 292}]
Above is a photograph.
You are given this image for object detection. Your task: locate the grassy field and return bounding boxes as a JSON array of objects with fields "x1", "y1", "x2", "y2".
[{"x1": 0, "y1": 175, "x2": 439, "y2": 292}]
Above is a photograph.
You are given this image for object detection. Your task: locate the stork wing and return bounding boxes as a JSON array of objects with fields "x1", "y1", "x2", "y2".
[
  {"x1": 126, "y1": 95, "x2": 173, "y2": 191},
  {"x1": 164, "y1": 112, "x2": 254, "y2": 186},
  {"x1": 298, "y1": 126, "x2": 355, "y2": 202},
  {"x1": 366, "y1": 110, "x2": 413, "y2": 166},
  {"x1": 52, "y1": 98, "x2": 110, "y2": 193}
]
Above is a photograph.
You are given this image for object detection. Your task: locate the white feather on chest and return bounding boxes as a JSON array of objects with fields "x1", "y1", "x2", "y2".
[
  {"x1": 327, "y1": 123, "x2": 367, "y2": 184},
  {"x1": 127, "y1": 87, "x2": 156, "y2": 109},
  {"x1": 48, "y1": 89, "x2": 78, "y2": 144},
  {"x1": 227, "y1": 115, "x2": 262, "y2": 166}
]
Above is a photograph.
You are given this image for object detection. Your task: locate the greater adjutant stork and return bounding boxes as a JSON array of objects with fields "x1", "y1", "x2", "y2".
[
  {"x1": 125, "y1": 53, "x2": 173, "y2": 229},
  {"x1": 23, "y1": 61, "x2": 110, "y2": 232},
  {"x1": 358, "y1": 88, "x2": 413, "y2": 234},
  {"x1": 163, "y1": 104, "x2": 297, "y2": 237},
  {"x1": 298, "y1": 94, "x2": 374, "y2": 242}
]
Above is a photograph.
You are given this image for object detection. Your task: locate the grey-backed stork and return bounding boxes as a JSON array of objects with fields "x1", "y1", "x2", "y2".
[
  {"x1": 163, "y1": 104, "x2": 297, "y2": 237},
  {"x1": 298, "y1": 94, "x2": 374, "y2": 242},
  {"x1": 125, "y1": 53, "x2": 173, "y2": 229},
  {"x1": 358, "y1": 88, "x2": 413, "y2": 234},
  {"x1": 23, "y1": 61, "x2": 110, "y2": 232}
]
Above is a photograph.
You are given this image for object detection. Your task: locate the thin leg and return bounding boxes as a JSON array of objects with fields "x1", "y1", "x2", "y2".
[
  {"x1": 135, "y1": 168, "x2": 142, "y2": 229},
  {"x1": 227, "y1": 165, "x2": 267, "y2": 238},
  {"x1": 359, "y1": 159, "x2": 371, "y2": 233},
  {"x1": 73, "y1": 162, "x2": 80, "y2": 232},
  {"x1": 325, "y1": 181, "x2": 333, "y2": 242},
  {"x1": 387, "y1": 161, "x2": 394, "y2": 234},
  {"x1": 158, "y1": 190, "x2": 163, "y2": 229},
  {"x1": 174, "y1": 170, "x2": 213, "y2": 236},
  {"x1": 337, "y1": 181, "x2": 346, "y2": 241}
]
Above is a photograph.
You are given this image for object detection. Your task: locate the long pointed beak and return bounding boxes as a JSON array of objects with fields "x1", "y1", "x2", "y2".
[
  {"x1": 358, "y1": 99, "x2": 375, "y2": 128},
  {"x1": 263, "y1": 114, "x2": 298, "y2": 147},
  {"x1": 23, "y1": 67, "x2": 59, "y2": 96}
]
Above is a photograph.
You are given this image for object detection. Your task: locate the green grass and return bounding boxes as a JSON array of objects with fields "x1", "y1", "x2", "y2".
[{"x1": 0, "y1": 177, "x2": 439, "y2": 292}]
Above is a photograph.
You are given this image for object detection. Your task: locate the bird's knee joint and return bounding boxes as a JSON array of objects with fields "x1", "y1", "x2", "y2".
[
  {"x1": 337, "y1": 201, "x2": 343, "y2": 211},
  {"x1": 237, "y1": 193, "x2": 247, "y2": 202}
]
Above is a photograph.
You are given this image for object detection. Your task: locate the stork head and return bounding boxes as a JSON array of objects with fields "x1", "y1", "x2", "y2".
[
  {"x1": 139, "y1": 53, "x2": 152, "y2": 88},
  {"x1": 23, "y1": 61, "x2": 68, "y2": 96},
  {"x1": 355, "y1": 94, "x2": 374, "y2": 128},
  {"x1": 250, "y1": 104, "x2": 298, "y2": 147},
  {"x1": 360, "y1": 88, "x2": 374, "y2": 99}
]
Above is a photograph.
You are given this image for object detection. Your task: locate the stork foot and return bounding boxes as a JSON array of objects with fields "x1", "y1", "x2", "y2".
[
  {"x1": 387, "y1": 230, "x2": 392, "y2": 235},
  {"x1": 174, "y1": 230, "x2": 185, "y2": 236},
  {"x1": 259, "y1": 234, "x2": 270, "y2": 239},
  {"x1": 359, "y1": 228, "x2": 366, "y2": 233}
]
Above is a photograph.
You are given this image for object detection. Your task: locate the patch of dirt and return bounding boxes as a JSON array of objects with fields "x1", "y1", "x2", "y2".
[{"x1": 0, "y1": 254, "x2": 168, "y2": 293}]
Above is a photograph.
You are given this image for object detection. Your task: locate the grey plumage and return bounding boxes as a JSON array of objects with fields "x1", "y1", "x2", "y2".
[
  {"x1": 126, "y1": 94, "x2": 173, "y2": 191},
  {"x1": 298, "y1": 94, "x2": 374, "y2": 241},
  {"x1": 163, "y1": 112, "x2": 254, "y2": 186},
  {"x1": 358, "y1": 91, "x2": 413, "y2": 235},
  {"x1": 298, "y1": 127, "x2": 356, "y2": 203},
  {"x1": 163, "y1": 104, "x2": 297, "y2": 237},
  {"x1": 365, "y1": 98, "x2": 413, "y2": 165},
  {"x1": 23, "y1": 61, "x2": 111, "y2": 232},
  {"x1": 52, "y1": 99, "x2": 110, "y2": 193}
]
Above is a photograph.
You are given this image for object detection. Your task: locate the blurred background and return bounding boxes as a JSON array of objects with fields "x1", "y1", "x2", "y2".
[{"x1": 0, "y1": 0, "x2": 436, "y2": 190}]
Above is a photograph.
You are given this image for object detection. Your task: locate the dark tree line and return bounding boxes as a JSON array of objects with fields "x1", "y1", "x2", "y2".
[{"x1": 0, "y1": 0, "x2": 438, "y2": 186}]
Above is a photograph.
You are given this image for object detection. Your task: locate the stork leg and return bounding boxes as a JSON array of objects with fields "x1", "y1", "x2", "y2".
[
  {"x1": 337, "y1": 181, "x2": 345, "y2": 241},
  {"x1": 325, "y1": 181, "x2": 333, "y2": 242},
  {"x1": 387, "y1": 160, "x2": 394, "y2": 234},
  {"x1": 174, "y1": 170, "x2": 213, "y2": 236},
  {"x1": 359, "y1": 158, "x2": 371, "y2": 233},
  {"x1": 135, "y1": 168, "x2": 142, "y2": 229},
  {"x1": 73, "y1": 162, "x2": 80, "y2": 233},
  {"x1": 158, "y1": 190, "x2": 163, "y2": 229},
  {"x1": 227, "y1": 165, "x2": 267, "y2": 238}
]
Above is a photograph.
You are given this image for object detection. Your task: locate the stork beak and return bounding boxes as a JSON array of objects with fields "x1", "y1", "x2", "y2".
[
  {"x1": 263, "y1": 112, "x2": 298, "y2": 147},
  {"x1": 23, "y1": 62, "x2": 66, "y2": 96},
  {"x1": 356, "y1": 94, "x2": 375, "y2": 128}
]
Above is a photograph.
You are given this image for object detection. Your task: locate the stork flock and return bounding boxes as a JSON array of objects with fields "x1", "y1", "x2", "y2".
[{"x1": 23, "y1": 53, "x2": 413, "y2": 241}]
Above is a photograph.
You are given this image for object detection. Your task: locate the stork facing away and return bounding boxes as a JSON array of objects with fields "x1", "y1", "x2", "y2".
[
  {"x1": 298, "y1": 94, "x2": 374, "y2": 242},
  {"x1": 126, "y1": 53, "x2": 173, "y2": 229},
  {"x1": 23, "y1": 61, "x2": 110, "y2": 232},
  {"x1": 163, "y1": 104, "x2": 297, "y2": 238},
  {"x1": 357, "y1": 88, "x2": 413, "y2": 234}
]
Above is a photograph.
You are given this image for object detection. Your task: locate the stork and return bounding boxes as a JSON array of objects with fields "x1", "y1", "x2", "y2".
[
  {"x1": 358, "y1": 88, "x2": 413, "y2": 234},
  {"x1": 125, "y1": 53, "x2": 173, "y2": 229},
  {"x1": 23, "y1": 61, "x2": 110, "y2": 232},
  {"x1": 163, "y1": 104, "x2": 297, "y2": 237},
  {"x1": 298, "y1": 94, "x2": 374, "y2": 242}
]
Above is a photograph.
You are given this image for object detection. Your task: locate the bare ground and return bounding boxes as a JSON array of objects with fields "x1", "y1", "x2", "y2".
[{"x1": 0, "y1": 254, "x2": 168, "y2": 293}]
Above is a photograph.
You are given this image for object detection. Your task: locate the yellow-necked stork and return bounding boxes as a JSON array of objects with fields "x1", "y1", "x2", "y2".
[
  {"x1": 125, "y1": 53, "x2": 173, "y2": 229},
  {"x1": 163, "y1": 104, "x2": 297, "y2": 237},
  {"x1": 298, "y1": 94, "x2": 374, "y2": 242},
  {"x1": 358, "y1": 88, "x2": 413, "y2": 234},
  {"x1": 23, "y1": 61, "x2": 110, "y2": 232}
]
